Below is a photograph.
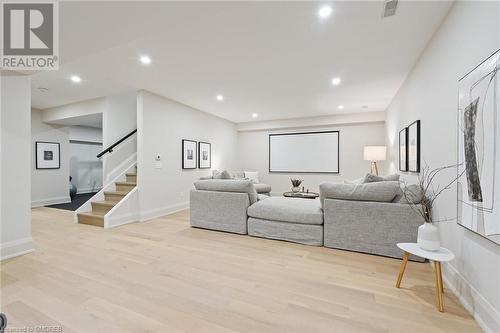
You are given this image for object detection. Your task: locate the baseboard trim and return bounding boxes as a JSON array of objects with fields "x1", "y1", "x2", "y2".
[
  {"x1": 106, "y1": 213, "x2": 140, "y2": 228},
  {"x1": 77, "y1": 188, "x2": 102, "y2": 194},
  {"x1": 1, "y1": 237, "x2": 34, "y2": 261},
  {"x1": 442, "y1": 262, "x2": 500, "y2": 332},
  {"x1": 31, "y1": 196, "x2": 71, "y2": 208},
  {"x1": 139, "y1": 202, "x2": 189, "y2": 222}
]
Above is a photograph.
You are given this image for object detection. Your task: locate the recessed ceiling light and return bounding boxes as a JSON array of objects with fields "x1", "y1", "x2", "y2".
[
  {"x1": 70, "y1": 75, "x2": 81, "y2": 83},
  {"x1": 318, "y1": 5, "x2": 333, "y2": 18},
  {"x1": 252, "y1": 113, "x2": 258, "y2": 118},
  {"x1": 216, "y1": 94, "x2": 224, "y2": 101},
  {"x1": 139, "y1": 55, "x2": 152, "y2": 65},
  {"x1": 337, "y1": 105, "x2": 344, "y2": 110},
  {"x1": 331, "y1": 77, "x2": 341, "y2": 86}
]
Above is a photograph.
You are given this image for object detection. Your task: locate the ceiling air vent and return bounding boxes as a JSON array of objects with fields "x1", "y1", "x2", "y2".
[{"x1": 382, "y1": 0, "x2": 398, "y2": 18}]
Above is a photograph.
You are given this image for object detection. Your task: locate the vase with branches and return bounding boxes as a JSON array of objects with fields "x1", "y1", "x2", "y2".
[
  {"x1": 290, "y1": 179, "x2": 303, "y2": 193},
  {"x1": 401, "y1": 163, "x2": 464, "y2": 251}
]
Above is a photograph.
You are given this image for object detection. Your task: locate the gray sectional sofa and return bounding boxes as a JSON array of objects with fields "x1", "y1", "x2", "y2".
[{"x1": 189, "y1": 176, "x2": 425, "y2": 261}]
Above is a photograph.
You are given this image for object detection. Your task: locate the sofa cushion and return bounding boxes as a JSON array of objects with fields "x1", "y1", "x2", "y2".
[
  {"x1": 248, "y1": 218, "x2": 323, "y2": 246},
  {"x1": 319, "y1": 181, "x2": 400, "y2": 208},
  {"x1": 194, "y1": 179, "x2": 258, "y2": 204},
  {"x1": 254, "y1": 183, "x2": 272, "y2": 193},
  {"x1": 363, "y1": 173, "x2": 400, "y2": 183},
  {"x1": 257, "y1": 193, "x2": 270, "y2": 201},
  {"x1": 247, "y1": 197, "x2": 323, "y2": 225}
]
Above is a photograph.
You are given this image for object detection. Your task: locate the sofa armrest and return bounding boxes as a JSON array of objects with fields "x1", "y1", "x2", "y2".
[
  {"x1": 323, "y1": 199, "x2": 424, "y2": 261},
  {"x1": 189, "y1": 189, "x2": 250, "y2": 234}
]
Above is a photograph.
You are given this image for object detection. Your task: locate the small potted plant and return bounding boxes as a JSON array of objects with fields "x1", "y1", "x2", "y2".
[
  {"x1": 402, "y1": 163, "x2": 464, "y2": 251},
  {"x1": 290, "y1": 179, "x2": 303, "y2": 193}
]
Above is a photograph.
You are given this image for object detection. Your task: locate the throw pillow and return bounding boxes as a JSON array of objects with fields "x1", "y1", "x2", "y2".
[
  {"x1": 212, "y1": 170, "x2": 232, "y2": 179},
  {"x1": 396, "y1": 184, "x2": 423, "y2": 204},
  {"x1": 230, "y1": 171, "x2": 245, "y2": 179},
  {"x1": 344, "y1": 177, "x2": 364, "y2": 185},
  {"x1": 384, "y1": 174, "x2": 401, "y2": 181},
  {"x1": 244, "y1": 171, "x2": 259, "y2": 183},
  {"x1": 363, "y1": 173, "x2": 385, "y2": 183},
  {"x1": 363, "y1": 173, "x2": 400, "y2": 183}
]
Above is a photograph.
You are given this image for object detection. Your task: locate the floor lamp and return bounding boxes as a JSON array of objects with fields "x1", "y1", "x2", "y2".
[{"x1": 363, "y1": 146, "x2": 386, "y2": 176}]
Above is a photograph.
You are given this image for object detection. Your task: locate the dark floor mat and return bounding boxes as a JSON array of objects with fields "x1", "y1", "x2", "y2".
[{"x1": 46, "y1": 192, "x2": 98, "y2": 211}]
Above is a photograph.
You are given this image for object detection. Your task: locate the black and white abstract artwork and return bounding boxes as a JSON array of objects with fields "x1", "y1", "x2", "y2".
[
  {"x1": 182, "y1": 139, "x2": 197, "y2": 169},
  {"x1": 458, "y1": 49, "x2": 500, "y2": 245},
  {"x1": 36, "y1": 141, "x2": 60, "y2": 169},
  {"x1": 198, "y1": 142, "x2": 211, "y2": 169}
]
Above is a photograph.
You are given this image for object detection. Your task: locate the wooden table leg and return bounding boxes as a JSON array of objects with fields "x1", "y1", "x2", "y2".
[
  {"x1": 396, "y1": 252, "x2": 409, "y2": 288},
  {"x1": 434, "y1": 261, "x2": 444, "y2": 312}
]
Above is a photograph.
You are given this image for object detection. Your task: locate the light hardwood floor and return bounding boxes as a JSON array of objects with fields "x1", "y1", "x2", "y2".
[{"x1": 1, "y1": 207, "x2": 480, "y2": 333}]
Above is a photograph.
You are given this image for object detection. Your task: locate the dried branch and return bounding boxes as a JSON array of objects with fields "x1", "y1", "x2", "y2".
[{"x1": 402, "y1": 162, "x2": 465, "y2": 223}]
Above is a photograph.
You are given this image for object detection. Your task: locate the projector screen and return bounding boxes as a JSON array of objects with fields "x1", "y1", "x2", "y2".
[{"x1": 269, "y1": 131, "x2": 339, "y2": 173}]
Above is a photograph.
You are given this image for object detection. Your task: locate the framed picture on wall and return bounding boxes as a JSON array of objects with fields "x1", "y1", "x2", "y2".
[
  {"x1": 182, "y1": 139, "x2": 197, "y2": 169},
  {"x1": 408, "y1": 120, "x2": 420, "y2": 172},
  {"x1": 399, "y1": 127, "x2": 408, "y2": 171},
  {"x1": 36, "y1": 141, "x2": 60, "y2": 169},
  {"x1": 198, "y1": 142, "x2": 211, "y2": 169},
  {"x1": 457, "y1": 48, "x2": 500, "y2": 246}
]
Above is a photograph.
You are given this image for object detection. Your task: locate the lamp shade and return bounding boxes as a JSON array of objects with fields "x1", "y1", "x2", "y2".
[{"x1": 364, "y1": 146, "x2": 386, "y2": 161}]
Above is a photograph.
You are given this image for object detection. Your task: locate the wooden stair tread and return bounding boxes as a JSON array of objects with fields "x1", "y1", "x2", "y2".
[
  {"x1": 77, "y1": 212, "x2": 104, "y2": 227},
  {"x1": 104, "y1": 190, "x2": 129, "y2": 196},
  {"x1": 115, "y1": 181, "x2": 136, "y2": 186},
  {"x1": 79, "y1": 211, "x2": 105, "y2": 217},
  {"x1": 91, "y1": 200, "x2": 116, "y2": 207}
]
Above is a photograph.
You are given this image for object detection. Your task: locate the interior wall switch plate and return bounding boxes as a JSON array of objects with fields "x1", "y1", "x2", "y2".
[{"x1": 155, "y1": 154, "x2": 162, "y2": 169}]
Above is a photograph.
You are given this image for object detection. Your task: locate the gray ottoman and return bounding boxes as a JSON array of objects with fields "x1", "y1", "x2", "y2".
[{"x1": 247, "y1": 197, "x2": 324, "y2": 246}]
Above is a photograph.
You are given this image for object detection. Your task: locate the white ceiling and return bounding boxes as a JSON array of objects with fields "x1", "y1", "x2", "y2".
[
  {"x1": 46, "y1": 113, "x2": 103, "y2": 129},
  {"x1": 30, "y1": 1, "x2": 453, "y2": 123}
]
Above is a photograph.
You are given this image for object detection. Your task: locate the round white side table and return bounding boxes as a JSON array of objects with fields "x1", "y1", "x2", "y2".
[{"x1": 396, "y1": 242, "x2": 455, "y2": 312}]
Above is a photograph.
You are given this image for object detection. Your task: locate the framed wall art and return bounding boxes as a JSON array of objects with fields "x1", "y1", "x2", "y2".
[
  {"x1": 198, "y1": 142, "x2": 211, "y2": 169},
  {"x1": 182, "y1": 139, "x2": 197, "y2": 169},
  {"x1": 457, "y1": 49, "x2": 500, "y2": 245},
  {"x1": 36, "y1": 141, "x2": 60, "y2": 169},
  {"x1": 399, "y1": 127, "x2": 408, "y2": 172},
  {"x1": 408, "y1": 120, "x2": 420, "y2": 173}
]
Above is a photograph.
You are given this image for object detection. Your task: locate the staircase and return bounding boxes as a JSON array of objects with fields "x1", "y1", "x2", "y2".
[{"x1": 77, "y1": 172, "x2": 136, "y2": 227}]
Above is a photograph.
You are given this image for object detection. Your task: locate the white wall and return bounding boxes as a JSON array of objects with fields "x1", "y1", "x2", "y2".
[
  {"x1": 42, "y1": 92, "x2": 137, "y2": 184},
  {"x1": 238, "y1": 122, "x2": 386, "y2": 194},
  {"x1": 69, "y1": 142, "x2": 103, "y2": 194},
  {"x1": 68, "y1": 125, "x2": 103, "y2": 193},
  {"x1": 385, "y1": 2, "x2": 500, "y2": 331},
  {"x1": 137, "y1": 91, "x2": 238, "y2": 220},
  {"x1": 67, "y1": 125, "x2": 102, "y2": 143},
  {"x1": 102, "y1": 92, "x2": 137, "y2": 183},
  {"x1": 1, "y1": 76, "x2": 34, "y2": 260},
  {"x1": 31, "y1": 109, "x2": 71, "y2": 207},
  {"x1": 41, "y1": 97, "x2": 105, "y2": 123}
]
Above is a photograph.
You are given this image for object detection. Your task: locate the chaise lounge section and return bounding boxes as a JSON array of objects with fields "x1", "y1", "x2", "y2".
[{"x1": 247, "y1": 196, "x2": 324, "y2": 246}]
